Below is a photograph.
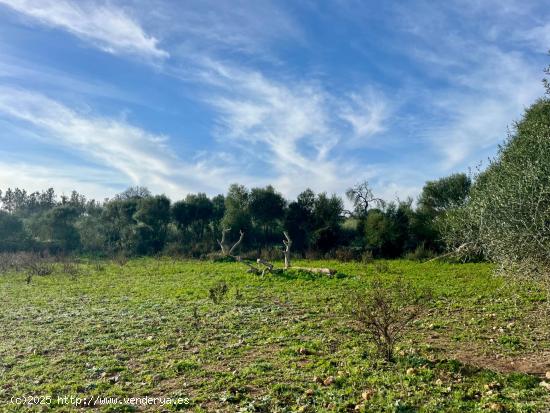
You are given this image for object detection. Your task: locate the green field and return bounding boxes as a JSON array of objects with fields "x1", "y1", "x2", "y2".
[{"x1": 0, "y1": 259, "x2": 549, "y2": 412}]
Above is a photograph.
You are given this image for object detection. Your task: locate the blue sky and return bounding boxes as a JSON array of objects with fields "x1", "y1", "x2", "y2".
[{"x1": 0, "y1": 0, "x2": 548, "y2": 202}]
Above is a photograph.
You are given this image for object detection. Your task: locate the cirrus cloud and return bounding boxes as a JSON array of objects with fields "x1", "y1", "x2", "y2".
[{"x1": 0, "y1": 0, "x2": 168, "y2": 59}]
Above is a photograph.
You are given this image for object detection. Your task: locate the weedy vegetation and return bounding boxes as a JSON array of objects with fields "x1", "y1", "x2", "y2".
[
  {"x1": 208, "y1": 281, "x2": 229, "y2": 304},
  {"x1": 0, "y1": 257, "x2": 548, "y2": 412}
]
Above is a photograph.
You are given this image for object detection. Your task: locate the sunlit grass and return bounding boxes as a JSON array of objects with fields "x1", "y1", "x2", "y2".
[{"x1": 0, "y1": 259, "x2": 548, "y2": 412}]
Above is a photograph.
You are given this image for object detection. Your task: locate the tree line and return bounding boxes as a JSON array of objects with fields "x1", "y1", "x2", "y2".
[
  {"x1": 2, "y1": 94, "x2": 547, "y2": 273},
  {"x1": 0, "y1": 174, "x2": 470, "y2": 259}
]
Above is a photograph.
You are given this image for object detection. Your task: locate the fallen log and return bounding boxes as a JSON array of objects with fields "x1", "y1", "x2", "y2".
[
  {"x1": 291, "y1": 266, "x2": 336, "y2": 276},
  {"x1": 423, "y1": 242, "x2": 473, "y2": 263},
  {"x1": 235, "y1": 256, "x2": 261, "y2": 275},
  {"x1": 256, "y1": 258, "x2": 274, "y2": 276}
]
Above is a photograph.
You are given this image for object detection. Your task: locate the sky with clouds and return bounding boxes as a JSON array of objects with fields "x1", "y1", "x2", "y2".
[{"x1": 0, "y1": 0, "x2": 548, "y2": 202}]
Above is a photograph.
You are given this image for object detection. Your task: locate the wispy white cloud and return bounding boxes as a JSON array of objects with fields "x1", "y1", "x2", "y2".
[
  {"x1": 192, "y1": 60, "x2": 396, "y2": 198},
  {"x1": 145, "y1": 0, "x2": 302, "y2": 60},
  {"x1": 0, "y1": 87, "x2": 175, "y2": 181},
  {"x1": 0, "y1": 159, "x2": 121, "y2": 201},
  {"x1": 0, "y1": 53, "x2": 145, "y2": 104},
  {"x1": 413, "y1": 45, "x2": 543, "y2": 169},
  {"x1": 0, "y1": 1, "x2": 406, "y2": 201},
  {"x1": 339, "y1": 89, "x2": 389, "y2": 143},
  {"x1": 1, "y1": 0, "x2": 547, "y2": 204},
  {"x1": 0, "y1": 0, "x2": 168, "y2": 59},
  {"x1": 519, "y1": 23, "x2": 550, "y2": 53},
  {"x1": 388, "y1": 2, "x2": 546, "y2": 170},
  {"x1": 0, "y1": 87, "x2": 242, "y2": 198},
  {"x1": 0, "y1": 86, "x2": 281, "y2": 199}
]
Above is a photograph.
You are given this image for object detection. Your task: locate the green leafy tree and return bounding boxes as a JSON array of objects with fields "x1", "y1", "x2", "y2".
[
  {"x1": 172, "y1": 200, "x2": 191, "y2": 233},
  {"x1": 114, "y1": 186, "x2": 151, "y2": 200},
  {"x1": 77, "y1": 214, "x2": 105, "y2": 253},
  {"x1": 418, "y1": 173, "x2": 471, "y2": 215},
  {"x1": 248, "y1": 185, "x2": 286, "y2": 247},
  {"x1": 186, "y1": 193, "x2": 214, "y2": 241},
  {"x1": 364, "y1": 209, "x2": 390, "y2": 256},
  {"x1": 311, "y1": 192, "x2": 344, "y2": 253},
  {"x1": 0, "y1": 211, "x2": 28, "y2": 251},
  {"x1": 172, "y1": 193, "x2": 214, "y2": 243},
  {"x1": 221, "y1": 184, "x2": 252, "y2": 244},
  {"x1": 414, "y1": 173, "x2": 471, "y2": 252},
  {"x1": 364, "y1": 200, "x2": 420, "y2": 258},
  {"x1": 211, "y1": 194, "x2": 226, "y2": 236},
  {"x1": 102, "y1": 198, "x2": 140, "y2": 255},
  {"x1": 284, "y1": 189, "x2": 315, "y2": 253},
  {"x1": 441, "y1": 98, "x2": 550, "y2": 277},
  {"x1": 133, "y1": 195, "x2": 171, "y2": 254},
  {"x1": 45, "y1": 205, "x2": 82, "y2": 251},
  {"x1": 102, "y1": 187, "x2": 159, "y2": 255}
]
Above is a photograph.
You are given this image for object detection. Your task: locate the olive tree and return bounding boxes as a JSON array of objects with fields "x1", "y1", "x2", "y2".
[{"x1": 441, "y1": 99, "x2": 550, "y2": 279}]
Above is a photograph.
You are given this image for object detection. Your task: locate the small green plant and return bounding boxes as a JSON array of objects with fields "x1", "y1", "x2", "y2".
[
  {"x1": 361, "y1": 250, "x2": 374, "y2": 264},
  {"x1": 209, "y1": 281, "x2": 228, "y2": 304},
  {"x1": 113, "y1": 254, "x2": 129, "y2": 267},
  {"x1": 374, "y1": 261, "x2": 390, "y2": 273},
  {"x1": 404, "y1": 244, "x2": 437, "y2": 261},
  {"x1": 62, "y1": 261, "x2": 80, "y2": 278},
  {"x1": 498, "y1": 335, "x2": 522, "y2": 350},
  {"x1": 175, "y1": 359, "x2": 199, "y2": 373},
  {"x1": 349, "y1": 277, "x2": 432, "y2": 362},
  {"x1": 234, "y1": 287, "x2": 244, "y2": 301},
  {"x1": 93, "y1": 261, "x2": 105, "y2": 272}
]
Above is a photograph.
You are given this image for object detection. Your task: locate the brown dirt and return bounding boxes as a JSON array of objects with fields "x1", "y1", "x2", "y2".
[{"x1": 425, "y1": 335, "x2": 550, "y2": 377}]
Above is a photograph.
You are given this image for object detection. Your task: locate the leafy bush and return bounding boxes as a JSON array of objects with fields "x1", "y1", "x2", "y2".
[
  {"x1": 440, "y1": 98, "x2": 550, "y2": 279},
  {"x1": 349, "y1": 277, "x2": 431, "y2": 361},
  {"x1": 361, "y1": 250, "x2": 374, "y2": 264},
  {"x1": 404, "y1": 244, "x2": 437, "y2": 261},
  {"x1": 374, "y1": 261, "x2": 390, "y2": 274},
  {"x1": 113, "y1": 254, "x2": 129, "y2": 267},
  {"x1": 208, "y1": 281, "x2": 229, "y2": 304},
  {"x1": 62, "y1": 261, "x2": 81, "y2": 278},
  {"x1": 334, "y1": 247, "x2": 362, "y2": 262}
]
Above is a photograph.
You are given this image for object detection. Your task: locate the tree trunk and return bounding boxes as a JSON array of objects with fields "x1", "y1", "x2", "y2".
[{"x1": 283, "y1": 231, "x2": 292, "y2": 269}]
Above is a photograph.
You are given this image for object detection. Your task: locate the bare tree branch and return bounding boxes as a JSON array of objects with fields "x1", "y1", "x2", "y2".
[
  {"x1": 217, "y1": 228, "x2": 231, "y2": 255},
  {"x1": 346, "y1": 180, "x2": 385, "y2": 217},
  {"x1": 217, "y1": 228, "x2": 244, "y2": 256},
  {"x1": 228, "y1": 230, "x2": 244, "y2": 255}
]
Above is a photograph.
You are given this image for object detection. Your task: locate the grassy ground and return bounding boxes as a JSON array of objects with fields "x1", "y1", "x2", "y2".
[{"x1": 0, "y1": 258, "x2": 549, "y2": 412}]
